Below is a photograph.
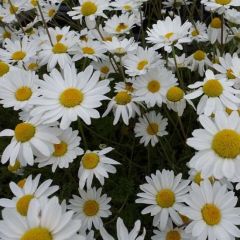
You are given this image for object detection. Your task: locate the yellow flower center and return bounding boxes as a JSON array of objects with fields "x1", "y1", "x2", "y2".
[
  {"x1": 82, "y1": 47, "x2": 95, "y2": 55},
  {"x1": 201, "y1": 204, "x2": 221, "y2": 226},
  {"x1": 52, "y1": 43, "x2": 68, "y2": 54},
  {"x1": 137, "y1": 60, "x2": 148, "y2": 70},
  {"x1": 15, "y1": 123, "x2": 36, "y2": 143},
  {"x1": 193, "y1": 50, "x2": 206, "y2": 61},
  {"x1": 48, "y1": 9, "x2": 56, "y2": 17},
  {"x1": 180, "y1": 213, "x2": 190, "y2": 224},
  {"x1": 82, "y1": 152, "x2": 100, "y2": 169},
  {"x1": 210, "y1": 17, "x2": 222, "y2": 29},
  {"x1": 30, "y1": 0, "x2": 38, "y2": 6},
  {"x1": 53, "y1": 141, "x2": 68, "y2": 157},
  {"x1": 81, "y1": 2, "x2": 97, "y2": 16},
  {"x1": 8, "y1": 160, "x2": 21, "y2": 172},
  {"x1": 125, "y1": 83, "x2": 134, "y2": 92},
  {"x1": 100, "y1": 66, "x2": 109, "y2": 74},
  {"x1": 9, "y1": 5, "x2": 18, "y2": 14},
  {"x1": 148, "y1": 80, "x2": 160, "y2": 93},
  {"x1": 0, "y1": 61, "x2": 10, "y2": 77},
  {"x1": 115, "y1": 23, "x2": 128, "y2": 33},
  {"x1": 3, "y1": 31, "x2": 11, "y2": 39},
  {"x1": 83, "y1": 200, "x2": 99, "y2": 216},
  {"x1": 156, "y1": 189, "x2": 175, "y2": 208},
  {"x1": 16, "y1": 194, "x2": 34, "y2": 216},
  {"x1": 28, "y1": 63, "x2": 38, "y2": 71},
  {"x1": 103, "y1": 36, "x2": 112, "y2": 42},
  {"x1": 21, "y1": 227, "x2": 52, "y2": 240},
  {"x1": 123, "y1": 4, "x2": 132, "y2": 11},
  {"x1": 193, "y1": 172, "x2": 203, "y2": 185},
  {"x1": 226, "y1": 69, "x2": 235, "y2": 79},
  {"x1": 12, "y1": 51, "x2": 26, "y2": 61},
  {"x1": 164, "y1": 32, "x2": 174, "y2": 39},
  {"x1": 59, "y1": 88, "x2": 84, "y2": 108},
  {"x1": 56, "y1": 34, "x2": 63, "y2": 42},
  {"x1": 115, "y1": 91, "x2": 132, "y2": 105},
  {"x1": 15, "y1": 87, "x2": 32, "y2": 101},
  {"x1": 166, "y1": 230, "x2": 181, "y2": 240},
  {"x1": 212, "y1": 129, "x2": 240, "y2": 159},
  {"x1": 215, "y1": 0, "x2": 231, "y2": 5},
  {"x1": 147, "y1": 123, "x2": 159, "y2": 135},
  {"x1": 17, "y1": 178, "x2": 26, "y2": 188},
  {"x1": 191, "y1": 29, "x2": 199, "y2": 36},
  {"x1": 166, "y1": 86, "x2": 184, "y2": 102},
  {"x1": 203, "y1": 79, "x2": 223, "y2": 97}
]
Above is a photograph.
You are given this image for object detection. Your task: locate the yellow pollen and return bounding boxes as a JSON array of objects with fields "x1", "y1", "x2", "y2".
[
  {"x1": 193, "y1": 172, "x2": 203, "y2": 185},
  {"x1": 166, "y1": 86, "x2": 184, "y2": 102},
  {"x1": 8, "y1": 160, "x2": 21, "y2": 173},
  {"x1": 226, "y1": 69, "x2": 235, "y2": 79},
  {"x1": 148, "y1": 80, "x2": 160, "y2": 93},
  {"x1": 115, "y1": 23, "x2": 128, "y2": 33},
  {"x1": 56, "y1": 34, "x2": 63, "y2": 42},
  {"x1": 15, "y1": 87, "x2": 32, "y2": 101},
  {"x1": 82, "y1": 47, "x2": 95, "y2": 55},
  {"x1": 15, "y1": 123, "x2": 36, "y2": 143},
  {"x1": 147, "y1": 123, "x2": 159, "y2": 135},
  {"x1": 12, "y1": 51, "x2": 26, "y2": 61},
  {"x1": 0, "y1": 61, "x2": 10, "y2": 77},
  {"x1": 193, "y1": 50, "x2": 206, "y2": 61},
  {"x1": 52, "y1": 43, "x2": 68, "y2": 54},
  {"x1": 59, "y1": 88, "x2": 84, "y2": 108},
  {"x1": 203, "y1": 79, "x2": 223, "y2": 97},
  {"x1": 165, "y1": 32, "x2": 174, "y2": 39},
  {"x1": 201, "y1": 204, "x2": 221, "y2": 226},
  {"x1": 210, "y1": 17, "x2": 222, "y2": 29},
  {"x1": 81, "y1": 2, "x2": 97, "y2": 16},
  {"x1": 212, "y1": 129, "x2": 240, "y2": 159},
  {"x1": 137, "y1": 60, "x2": 148, "y2": 70},
  {"x1": 123, "y1": 4, "x2": 132, "y2": 11},
  {"x1": 82, "y1": 152, "x2": 100, "y2": 169},
  {"x1": 21, "y1": 227, "x2": 52, "y2": 240},
  {"x1": 191, "y1": 29, "x2": 199, "y2": 36},
  {"x1": 83, "y1": 200, "x2": 99, "y2": 216},
  {"x1": 9, "y1": 5, "x2": 18, "y2": 14},
  {"x1": 53, "y1": 141, "x2": 68, "y2": 157},
  {"x1": 28, "y1": 63, "x2": 38, "y2": 71},
  {"x1": 16, "y1": 194, "x2": 34, "y2": 216},
  {"x1": 17, "y1": 179, "x2": 26, "y2": 188},
  {"x1": 100, "y1": 66, "x2": 109, "y2": 74},
  {"x1": 3, "y1": 31, "x2": 11, "y2": 39},
  {"x1": 166, "y1": 230, "x2": 181, "y2": 240},
  {"x1": 125, "y1": 83, "x2": 134, "y2": 92},
  {"x1": 30, "y1": 0, "x2": 38, "y2": 6},
  {"x1": 115, "y1": 91, "x2": 132, "y2": 105},
  {"x1": 215, "y1": 0, "x2": 231, "y2": 5},
  {"x1": 156, "y1": 189, "x2": 175, "y2": 208},
  {"x1": 48, "y1": 9, "x2": 56, "y2": 17}
]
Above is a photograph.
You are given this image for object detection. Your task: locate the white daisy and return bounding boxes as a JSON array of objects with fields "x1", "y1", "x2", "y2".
[
  {"x1": 136, "y1": 169, "x2": 190, "y2": 230},
  {"x1": 78, "y1": 147, "x2": 120, "y2": 189},
  {"x1": 110, "y1": 0, "x2": 142, "y2": 13},
  {"x1": 189, "y1": 21, "x2": 208, "y2": 42},
  {"x1": 92, "y1": 60, "x2": 115, "y2": 79},
  {"x1": 31, "y1": 64, "x2": 110, "y2": 129},
  {"x1": 167, "y1": 53, "x2": 188, "y2": 72},
  {"x1": 68, "y1": 187, "x2": 111, "y2": 231}
]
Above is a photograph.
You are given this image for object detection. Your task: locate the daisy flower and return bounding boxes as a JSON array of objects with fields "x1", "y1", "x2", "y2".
[
  {"x1": 187, "y1": 111, "x2": 240, "y2": 179},
  {"x1": 114, "y1": 79, "x2": 135, "y2": 93},
  {"x1": 0, "y1": 118, "x2": 60, "y2": 166},
  {"x1": 133, "y1": 67, "x2": 178, "y2": 107},
  {"x1": 92, "y1": 60, "x2": 115, "y2": 79},
  {"x1": 0, "y1": 26, "x2": 16, "y2": 43},
  {"x1": 231, "y1": 55, "x2": 240, "y2": 88},
  {"x1": 68, "y1": 187, "x2": 111, "y2": 231},
  {"x1": 0, "y1": 174, "x2": 59, "y2": 216},
  {"x1": 189, "y1": 21, "x2": 208, "y2": 42},
  {"x1": 134, "y1": 111, "x2": 168, "y2": 147},
  {"x1": 0, "y1": 68, "x2": 40, "y2": 111},
  {"x1": 111, "y1": 0, "x2": 142, "y2": 13},
  {"x1": 185, "y1": 50, "x2": 212, "y2": 76},
  {"x1": 31, "y1": 64, "x2": 110, "y2": 129},
  {"x1": 36, "y1": 128, "x2": 84, "y2": 172},
  {"x1": 100, "y1": 217, "x2": 146, "y2": 240},
  {"x1": 181, "y1": 179, "x2": 240, "y2": 240},
  {"x1": 136, "y1": 169, "x2": 190, "y2": 230},
  {"x1": 146, "y1": 15, "x2": 191, "y2": 53},
  {"x1": 185, "y1": 69, "x2": 240, "y2": 116},
  {"x1": 225, "y1": 8, "x2": 240, "y2": 25},
  {"x1": 103, "y1": 90, "x2": 140, "y2": 125},
  {"x1": 162, "y1": 0, "x2": 191, "y2": 8},
  {"x1": 0, "y1": 60, "x2": 15, "y2": 79},
  {"x1": 0, "y1": 197, "x2": 81, "y2": 240},
  {"x1": 78, "y1": 147, "x2": 120, "y2": 189},
  {"x1": 167, "y1": 53, "x2": 187, "y2": 72},
  {"x1": 104, "y1": 13, "x2": 136, "y2": 35},
  {"x1": 123, "y1": 47, "x2": 164, "y2": 76}
]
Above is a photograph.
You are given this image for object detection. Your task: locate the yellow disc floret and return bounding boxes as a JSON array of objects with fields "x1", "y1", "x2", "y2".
[
  {"x1": 15, "y1": 123, "x2": 36, "y2": 143},
  {"x1": 15, "y1": 87, "x2": 32, "y2": 101},
  {"x1": 166, "y1": 86, "x2": 184, "y2": 102},
  {"x1": 165, "y1": 32, "x2": 174, "y2": 39},
  {"x1": 9, "y1": 5, "x2": 18, "y2": 14},
  {"x1": 59, "y1": 88, "x2": 84, "y2": 108},
  {"x1": 156, "y1": 189, "x2": 175, "y2": 208},
  {"x1": 83, "y1": 200, "x2": 99, "y2": 216},
  {"x1": 137, "y1": 60, "x2": 148, "y2": 70},
  {"x1": 52, "y1": 43, "x2": 68, "y2": 54},
  {"x1": 82, "y1": 47, "x2": 95, "y2": 55},
  {"x1": 193, "y1": 50, "x2": 206, "y2": 61},
  {"x1": 226, "y1": 69, "x2": 235, "y2": 80},
  {"x1": 81, "y1": 2, "x2": 97, "y2": 16},
  {"x1": 82, "y1": 152, "x2": 100, "y2": 169},
  {"x1": 115, "y1": 91, "x2": 132, "y2": 105},
  {"x1": 12, "y1": 51, "x2": 26, "y2": 61},
  {"x1": 0, "y1": 61, "x2": 10, "y2": 77},
  {"x1": 166, "y1": 230, "x2": 181, "y2": 240},
  {"x1": 148, "y1": 80, "x2": 160, "y2": 93},
  {"x1": 16, "y1": 194, "x2": 34, "y2": 216},
  {"x1": 210, "y1": 17, "x2": 222, "y2": 29},
  {"x1": 212, "y1": 129, "x2": 240, "y2": 159},
  {"x1": 100, "y1": 66, "x2": 109, "y2": 74},
  {"x1": 115, "y1": 23, "x2": 128, "y2": 33},
  {"x1": 215, "y1": 0, "x2": 231, "y2": 5},
  {"x1": 48, "y1": 9, "x2": 56, "y2": 17},
  {"x1": 21, "y1": 227, "x2": 52, "y2": 240},
  {"x1": 201, "y1": 203, "x2": 221, "y2": 226},
  {"x1": 203, "y1": 79, "x2": 223, "y2": 97},
  {"x1": 147, "y1": 123, "x2": 159, "y2": 135},
  {"x1": 8, "y1": 160, "x2": 21, "y2": 173},
  {"x1": 53, "y1": 141, "x2": 68, "y2": 157},
  {"x1": 18, "y1": 178, "x2": 26, "y2": 188}
]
